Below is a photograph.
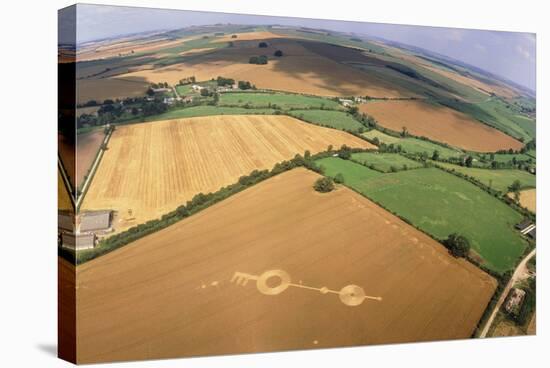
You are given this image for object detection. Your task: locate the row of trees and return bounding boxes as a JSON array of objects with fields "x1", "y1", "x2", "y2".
[{"x1": 79, "y1": 152, "x2": 325, "y2": 264}]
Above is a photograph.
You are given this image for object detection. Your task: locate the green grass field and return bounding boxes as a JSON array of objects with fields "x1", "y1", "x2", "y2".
[
  {"x1": 351, "y1": 152, "x2": 423, "y2": 172},
  {"x1": 218, "y1": 92, "x2": 341, "y2": 110},
  {"x1": 289, "y1": 109, "x2": 364, "y2": 132},
  {"x1": 316, "y1": 157, "x2": 527, "y2": 273},
  {"x1": 118, "y1": 106, "x2": 276, "y2": 124},
  {"x1": 362, "y1": 130, "x2": 463, "y2": 159},
  {"x1": 431, "y1": 161, "x2": 536, "y2": 192}
]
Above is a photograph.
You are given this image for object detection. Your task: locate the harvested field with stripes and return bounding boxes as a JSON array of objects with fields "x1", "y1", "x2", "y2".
[
  {"x1": 74, "y1": 168, "x2": 496, "y2": 363},
  {"x1": 81, "y1": 115, "x2": 374, "y2": 231}
]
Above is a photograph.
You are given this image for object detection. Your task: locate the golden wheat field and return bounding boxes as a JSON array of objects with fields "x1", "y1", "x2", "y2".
[
  {"x1": 359, "y1": 100, "x2": 524, "y2": 152},
  {"x1": 74, "y1": 168, "x2": 497, "y2": 363},
  {"x1": 510, "y1": 188, "x2": 536, "y2": 212},
  {"x1": 81, "y1": 115, "x2": 374, "y2": 230},
  {"x1": 58, "y1": 171, "x2": 73, "y2": 211}
]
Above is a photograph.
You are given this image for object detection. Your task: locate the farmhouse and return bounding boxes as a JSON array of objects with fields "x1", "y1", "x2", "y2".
[
  {"x1": 58, "y1": 210, "x2": 113, "y2": 251},
  {"x1": 504, "y1": 288, "x2": 526, "y2": 316},
  {"x1": 339, "y1": 98, "x2": 354, "y2": 107},
  {"x1": 151, "y1": 87, "x2": 170, "y2": 94},
  {"x1": 191, "y1": 84, "x2": 205, "y2": 92},
  {"x1": 163, "y1": 97, "x2": 175, "y2": 105}
]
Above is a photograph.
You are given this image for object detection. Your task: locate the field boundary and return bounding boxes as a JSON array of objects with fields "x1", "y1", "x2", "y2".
[{"x1": 76, "y1": 126, "x2": 114, "y2": 211}]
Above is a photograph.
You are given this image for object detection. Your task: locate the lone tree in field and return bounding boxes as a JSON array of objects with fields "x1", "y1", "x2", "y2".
[
  {"x1": 313, "y1": 177, "x2": 335, "y2": 193},
  {"x1": 258, "y1": 41, "x2": 268, "y2": 48},
  {"x1": 274, "y1": 50, "x2": 283, "y2": 57},
  {"x1": 401, "y1": 126, "x2": 408, "y2": 137},
  {"x1": 432, "y1": 150, "x2": 440, "y2": 161},
  {"x1": 443, "y1": 233, "x2": 471, "y2": 258},
  {"x1": 508, "y1": 180, "x2": 522, "y2": 202},
  {"x1": 334, "y1": 173, "x2": 345, "y2": 184},
  {"x1": 464, "y1": 155, "x2": 473, "y2": 167}
]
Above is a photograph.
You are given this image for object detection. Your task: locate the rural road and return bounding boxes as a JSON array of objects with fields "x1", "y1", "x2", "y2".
[
  {"x1": 479, "y1": 248, "x2": 536, "y2": 338},
  {"x1": 172, "y1": 86, "x2": 182, "y2": 101}
]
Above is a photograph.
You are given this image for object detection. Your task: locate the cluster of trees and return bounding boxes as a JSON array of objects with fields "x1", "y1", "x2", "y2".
[
  {"x1": 231, "y1": 34, "x2": 238, "y2": 39},
  {"x1": 443, "y1": 233, "x2": 471, "y2": 258},
  {"x1": 150, "y1": 82, "x2": 169, "y2": 89},
  {"x1": 200, "y1": 88, "x2": 214, "y2": 97},
  {"x1": 258, "y1": 42, "x2": 268, "y2": 48},
  {"x1": 313, "y1": 177, "x2": 334, "y2": 193},
  {"x1": 76, "y1": 96, "x2": 169, "y2": 129},
  {"x1": 249, "y1": 55, "x2": 268, "y2": 65},
  {"x1": 238, "y1": 80, "x2": 255, "y2": 90},
  {"x1": 508, "y1": 180, "x2": 522, "y2": 203},
  {"x1": 216, "y1": 76, "x2": 235, "y2": 86},
  {"x1": 178, "y1": 76, "x2": 196, "y2": 85},
  {"x1": 274, "y1": 50, "x2": 283, "y2": 57}
]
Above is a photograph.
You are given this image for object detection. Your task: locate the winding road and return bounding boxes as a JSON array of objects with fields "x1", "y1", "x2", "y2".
[{"x1": 479, "y1": 248, "x2": 536, "y2": 338}]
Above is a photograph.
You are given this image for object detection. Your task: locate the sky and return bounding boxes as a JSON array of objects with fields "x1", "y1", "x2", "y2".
[{"x1": 59, "y1": 4, "x2": 536, "y2": 91}]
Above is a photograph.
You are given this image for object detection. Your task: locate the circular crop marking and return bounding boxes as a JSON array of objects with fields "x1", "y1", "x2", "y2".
[
  {"x1": 339, "y1": 284, "x2": 366, "y2": 306},
  {"x1": 257, "y1": 269, "x2": 291, "y2": 295}
]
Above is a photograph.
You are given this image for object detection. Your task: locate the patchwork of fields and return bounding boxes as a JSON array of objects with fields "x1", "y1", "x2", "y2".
[
  {"x1": 317, "y1": 157, "x2": 527, "y2": 273},
  {"x1": 74, "y1": 169, "x2": 496, "y2": 363},
  {"x1": 81, "y1": 115, "x2": 373, "y2": 230},
  {"x1": 117, "y1": 37, "x2": 417, "y2": 98},
  {"x1": 64, "y1": 23, "x2": 537, "y2": 357}
]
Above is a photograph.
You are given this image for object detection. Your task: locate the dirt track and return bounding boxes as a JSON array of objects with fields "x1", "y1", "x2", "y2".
[{"x1": 74, "y1": 168, "x2": 496, "y2": 363}]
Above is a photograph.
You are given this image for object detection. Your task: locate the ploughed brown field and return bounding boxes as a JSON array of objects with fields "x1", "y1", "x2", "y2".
[
  {"x1": 118, "y1": 37, "x2": 415, "y2": 99},
  {"x1": 81, "y1": 115, "x2": 374, "y2": 231},
  {"x1": 359, "y1": 100, "x2": 524, "y2": 152},
  {"x1": 76, "y1": 77, "x2": 150, "y2": 104},
  {"x1": 74, "y1": 168, "x2": 496, "y2": 363},
  {"x1": 76, "y1": 131, "x2": 105, "y2": 188}
]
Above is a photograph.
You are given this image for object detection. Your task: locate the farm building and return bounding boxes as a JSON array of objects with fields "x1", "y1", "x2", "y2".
[
  {"x1": 504, "y1": 288, "x2": 526, "y2": 316},
  {"x1": 526, "y1": 227, "x2": 536, "y2": 240},
  {"x1": 151, "y1": 87, "x2": 170, "y2": 94},
  {"x1": 163, "y1": 97, "x2": 175, "y2": 105},
  {"x1": 516, "y1": 219, "x2": 536, "y2": 239},
  {"x1": 58, "y1": 210, "x2": 113, "y2": 251},
  {"x1": 191, "y1": 84, "x2": 205, "y2": 92},
  {"x1": 339, "y1": 98, "x2": 354, "y2": 107},
  {"x1": 515, "y1": 219, "x2": 532, "y2": 231},
  {"x1": 61, "y1": 232, "x2": 96, "y2": 251}
]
